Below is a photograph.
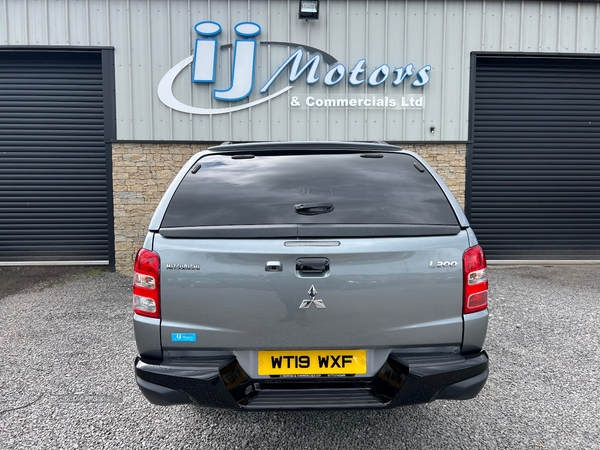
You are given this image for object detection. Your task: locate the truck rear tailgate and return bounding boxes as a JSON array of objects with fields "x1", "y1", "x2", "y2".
[{"x1": 157, "y1": 232, "x2": 468, "y2": 350}]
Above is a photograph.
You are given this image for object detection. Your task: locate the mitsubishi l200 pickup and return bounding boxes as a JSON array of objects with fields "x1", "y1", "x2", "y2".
[{"x1": 133, "y1": 141, "x2": 489, "y2": 410}]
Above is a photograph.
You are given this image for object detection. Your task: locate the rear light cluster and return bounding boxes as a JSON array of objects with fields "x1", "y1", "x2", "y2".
[
  {"x1": 133, "y1": 248, "x2": 161, "y2": 319},
  {"x1": 462, "y1": 245, "x2": 488, "y2": 314}
]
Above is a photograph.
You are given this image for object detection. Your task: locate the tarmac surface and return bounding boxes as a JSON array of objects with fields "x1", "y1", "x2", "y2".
[{"x1": 0, "y1": 265, "x2": 599, "y2": 449}]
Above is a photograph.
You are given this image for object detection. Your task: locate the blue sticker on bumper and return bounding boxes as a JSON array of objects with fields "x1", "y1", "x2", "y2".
[{"x1": 171, "y1": 333, "x2": 197, "y2": 342}]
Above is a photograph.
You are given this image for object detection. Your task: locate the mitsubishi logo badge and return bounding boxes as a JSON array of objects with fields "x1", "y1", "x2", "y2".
[{"x1": 299, "y1": 285, "x2": 326, "y2": 309}]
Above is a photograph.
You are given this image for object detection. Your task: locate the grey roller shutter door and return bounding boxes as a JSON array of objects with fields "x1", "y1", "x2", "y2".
[
  {"x1": 467, "y1": 55, "x2": 600, "y2": 260},
  {"x1": 0, "y1": 50, "x2": 113, "y2": 264}
]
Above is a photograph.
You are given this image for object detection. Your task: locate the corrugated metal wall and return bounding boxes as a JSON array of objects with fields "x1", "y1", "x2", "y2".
[{"x1": 2, "y1": 0, "x2": 600, "y2": 142}]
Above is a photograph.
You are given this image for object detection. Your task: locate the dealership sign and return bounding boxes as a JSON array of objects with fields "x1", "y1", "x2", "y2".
[{"x1": 158, "y1": 21, "x2": 431, "y2": 115}]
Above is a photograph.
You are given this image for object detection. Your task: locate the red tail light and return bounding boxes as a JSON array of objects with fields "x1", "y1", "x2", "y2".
[
  {"x1": 463, "y1": 245, "x2": 488, "y2": 314},
  {"x1": 133, "y1": 248, "x2": 161, "y2": 319}
]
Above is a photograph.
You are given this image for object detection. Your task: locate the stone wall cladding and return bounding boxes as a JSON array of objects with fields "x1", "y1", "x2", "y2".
[
  {"x1": 112, "y1": 143, "x2": 210, "y2": 272},
  {"x1": 112, "y1": 142, "x2": 466, "y2": 272}
]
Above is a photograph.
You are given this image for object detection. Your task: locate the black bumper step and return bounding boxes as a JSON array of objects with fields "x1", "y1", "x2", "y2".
[
  {"x1": 134, "y1": 351, "x2": 489, "y2": 410},
  {"x1": 246, "y1": 388, "x2": 384, "y2": 410}
]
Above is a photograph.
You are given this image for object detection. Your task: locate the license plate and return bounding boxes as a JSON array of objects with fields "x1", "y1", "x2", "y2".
[{"x1": 258, "y1": 349, "x2": 367, "y2": 376}]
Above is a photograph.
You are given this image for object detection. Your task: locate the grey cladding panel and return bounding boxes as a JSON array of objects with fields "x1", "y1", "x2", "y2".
[
  {"x1": 0, "y1": 51, "x2": 110, "y2": 263},
  {"x1": 468, "y1": 56, "x2": 600, "y2": 260}
]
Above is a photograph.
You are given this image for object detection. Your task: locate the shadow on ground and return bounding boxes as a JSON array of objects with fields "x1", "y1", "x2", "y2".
[{"x1": 0, "y1": 266, "x2": 108, "y2": 300}]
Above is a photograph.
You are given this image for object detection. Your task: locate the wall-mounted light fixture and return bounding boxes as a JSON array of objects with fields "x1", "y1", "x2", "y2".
[{"x1": 299, "y1": 1, "x2": 319, "y2": 20}]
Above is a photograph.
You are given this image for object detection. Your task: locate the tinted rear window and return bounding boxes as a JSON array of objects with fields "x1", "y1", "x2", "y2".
[{"x1": 161, "y1": 152, "x2": 458, "y2": 228}]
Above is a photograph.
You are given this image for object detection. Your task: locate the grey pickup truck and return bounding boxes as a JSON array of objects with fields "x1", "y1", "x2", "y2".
[{"x1": 133, "y1": 141, "x2": 489, "y2": 410}]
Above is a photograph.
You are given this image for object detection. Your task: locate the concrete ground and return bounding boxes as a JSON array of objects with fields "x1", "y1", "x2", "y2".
[{"x1": 0, "y1": 265, "x2": 599, "y2": 449}]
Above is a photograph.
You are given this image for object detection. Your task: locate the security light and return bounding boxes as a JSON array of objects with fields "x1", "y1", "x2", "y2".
[{"x1": 299, "y1": 0, "x2": 319, "y2": 20}]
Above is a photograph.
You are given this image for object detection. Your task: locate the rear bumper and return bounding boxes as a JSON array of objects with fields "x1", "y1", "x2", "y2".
[{"x1": 134, "y1": 351, "x2": 488, "y2": 410}]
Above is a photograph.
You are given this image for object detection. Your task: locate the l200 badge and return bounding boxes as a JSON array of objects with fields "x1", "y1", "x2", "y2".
[{"x1": 428, "y1": 261, "x2": 458, "y2": 268}]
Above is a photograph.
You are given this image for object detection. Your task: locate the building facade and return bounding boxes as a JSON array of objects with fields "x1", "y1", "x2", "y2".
[{"x1": 1, "y1": 0, "x2": 599, "y2": 270}]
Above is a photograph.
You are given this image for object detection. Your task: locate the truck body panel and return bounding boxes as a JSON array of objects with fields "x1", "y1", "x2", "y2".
[{"x1": 156, "y1": 233, "x2": 468, "y2": 350}]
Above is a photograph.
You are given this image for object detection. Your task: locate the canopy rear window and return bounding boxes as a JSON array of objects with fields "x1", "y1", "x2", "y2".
[{"x1": 160, "y1": 152, "x2": 459, "y2": 234}]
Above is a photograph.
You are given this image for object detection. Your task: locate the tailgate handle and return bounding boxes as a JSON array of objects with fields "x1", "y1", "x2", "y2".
[
  {"x1": 295, "y1": 258, "x2": 330, "y2": 277},
  {"x1": 294, "y1": 202, "x2": 334, "y2": 215}
]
